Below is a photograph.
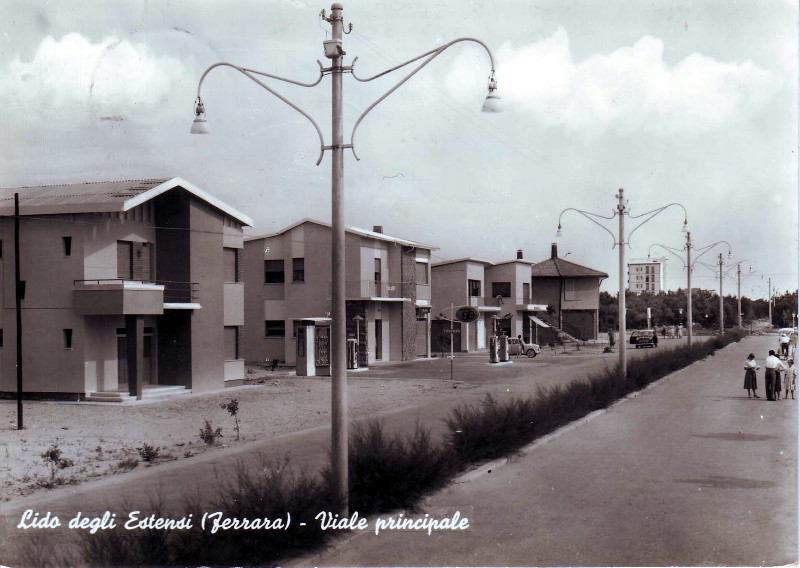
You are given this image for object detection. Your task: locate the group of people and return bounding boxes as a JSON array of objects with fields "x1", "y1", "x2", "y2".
[{"x1": 744, "y1": 351, "x2": 796, "y2": 401}]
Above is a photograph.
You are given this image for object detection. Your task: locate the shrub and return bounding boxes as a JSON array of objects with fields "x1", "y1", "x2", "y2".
[
  {"x1": 115, "y1": 456, "x2": 139, "y2": 472},
  {"x1": 198, "y1": 420, "x2": 223, "y2": 446},
  {"x1": 136, "y1": 444, "x2": 162, "y2": 463},
  {"x1": 40, "y1": 441, "x2": 74, "y2": 482},
  {"x1": 220, "y1": 399, "x2": 241, "y2": 441}
]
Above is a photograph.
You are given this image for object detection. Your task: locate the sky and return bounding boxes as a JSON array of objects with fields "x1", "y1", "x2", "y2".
[{"x1": 0, "y1": 0, "x2": 797, "y2": 298}]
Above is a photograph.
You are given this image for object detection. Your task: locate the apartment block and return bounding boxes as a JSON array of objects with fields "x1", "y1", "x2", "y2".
[
  {"x1": 628, "y1": 257, "x2": 666, "y2": 293},
  {"x1": 243, "y1": 219, "x2": 433, "y2": 367},
  {"x1": 0, "y1": 178, "x2": 251, "y2": 400}
]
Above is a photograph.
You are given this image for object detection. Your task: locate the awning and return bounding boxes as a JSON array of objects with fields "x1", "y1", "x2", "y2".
[{"x1": 528, "y1": 315, "x2": 550, "y2": 328}]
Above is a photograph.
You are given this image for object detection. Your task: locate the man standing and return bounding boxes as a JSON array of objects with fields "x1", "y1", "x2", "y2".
[
  {"x1": 764, "y1": 350, "x2": 787, "y2": 401},
  {"x1": 780, "y1": 332, "x2": 791, "y2": 358}
]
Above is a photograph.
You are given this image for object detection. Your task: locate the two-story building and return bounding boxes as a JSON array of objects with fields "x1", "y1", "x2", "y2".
[
  {"x1": 531, "y1": 243, "x2": 608, "y2": 340},
  {"x1": 431, "y1": 250, "x2": 547, "y2": 351},
  {"x1": 242, "y1": 219, "x2": 433, "y2": 367},
  {"x1": 0, "y1": 178, "x2": 251, "y2": 400}
]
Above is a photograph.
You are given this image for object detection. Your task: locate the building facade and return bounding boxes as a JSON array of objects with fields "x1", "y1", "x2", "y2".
[
  {"x1": 243, "y1": 220, "x2": 433, "y2": 367},
  {"x1": 531, "y1": 243, "x2": 608, "y2": 341},
  {"x1": 0, "y1": 178, "x2": 251, "y2": 400},
  {"x1": 628, "y1": 257, "x2": 666, "y2": 293}
]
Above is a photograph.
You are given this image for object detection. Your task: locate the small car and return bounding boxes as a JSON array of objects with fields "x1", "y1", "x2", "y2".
[
  {"x1": 508, "y1": 338, "x2": 541, "y2": 358},
  {"x1": 630, "y1": 329, "x2": 658, "y2": 348}
]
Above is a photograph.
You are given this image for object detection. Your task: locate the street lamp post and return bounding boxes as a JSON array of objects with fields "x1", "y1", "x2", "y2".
[
  {"x1": 191, "y1": 3, "x2": 500, "y2": 514},
  {"x1": 723, "y1": 260, "x2": 753, "y2": 329},
  {"x1": 557, "y1": 189, "x2": 687, "y2": 378},
  {"x1": 649, "y1": 235, "x2": 730, "y2": 346}
]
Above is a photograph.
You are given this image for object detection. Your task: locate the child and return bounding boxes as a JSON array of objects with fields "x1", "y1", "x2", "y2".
[{"x1": 785, "y1": 359, "x2": 796, "y2": 400}]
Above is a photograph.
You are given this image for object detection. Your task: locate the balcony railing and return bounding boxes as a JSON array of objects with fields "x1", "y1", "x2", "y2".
[
  {"x1": 74, "y1": 279, "x2": 199, "y2": 303},
  {"x1": 344, "y1": 280, "x2": 407, "y2": 300}
]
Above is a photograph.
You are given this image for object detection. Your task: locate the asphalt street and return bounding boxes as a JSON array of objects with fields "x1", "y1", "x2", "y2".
[{"x1": 297, "y1": 334, "x2": 797, "y2": 566}]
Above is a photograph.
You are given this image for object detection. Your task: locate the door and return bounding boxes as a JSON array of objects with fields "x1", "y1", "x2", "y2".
[
  {"x1": 375, "y1": 319, "x2": 383, "y2": 360},
  {"x1": 117, "y1": 334, "x2": 153, "y2": 388}
]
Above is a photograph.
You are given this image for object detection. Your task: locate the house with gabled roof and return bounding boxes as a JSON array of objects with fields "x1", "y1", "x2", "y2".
[
  {"x1": 0, "y1": 177, "x2": 251, "y2": 400},
  {"x1": 242, "y1": 219, "x2": 435, "y2": 367},
  {"x1": 531, "y1": 242, "x2": 608, "y2": 341}
]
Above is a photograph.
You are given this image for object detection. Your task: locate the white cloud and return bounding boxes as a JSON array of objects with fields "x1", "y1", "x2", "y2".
[
  {"x1": 446, "y1": 28, "x2": 781, "y2": 136},
  {"x1": 0, "y1": 33, "x2": 187, "y2": 117}
]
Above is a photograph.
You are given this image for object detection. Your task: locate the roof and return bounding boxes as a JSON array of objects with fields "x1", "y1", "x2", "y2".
[
  {"x1": 245, "y1": 218, "x2": 437, "y2": 250},
  {"x1": 0, "y1": 177, "x2": 253, "y2": 226},
  {"x1": 431, "y1": 257, "x2": 494, "y2": 268},
  {"x1": 532, "y1": 256, "x2": 609, "y2": 279},
  {"x1": 491, "y1": 259, "x2": 536, "y2": 267}
]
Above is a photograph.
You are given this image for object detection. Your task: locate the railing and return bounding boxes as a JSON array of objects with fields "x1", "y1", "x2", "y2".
[
  {"x1": 344, "y1": 280, "x2": 407, "y2": 299},
  {"x1": 74, "y1": 279, "x2": 199, "y2": 303}
]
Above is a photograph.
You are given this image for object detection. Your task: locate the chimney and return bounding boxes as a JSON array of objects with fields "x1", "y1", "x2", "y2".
[
  {"x1": 373, "y1": 225, "x2": 383, "y2": 234},
  {"x1": 516, "y1": 249, "x2": 523, "y2": 260},
  {"x1": 551, "y1": 242, "x2": 558, "y2": 259}
]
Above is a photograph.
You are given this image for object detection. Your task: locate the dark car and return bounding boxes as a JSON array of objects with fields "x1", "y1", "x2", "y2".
[{"x1": 630, "y1": 330, "x2": 658, "y2": 348}]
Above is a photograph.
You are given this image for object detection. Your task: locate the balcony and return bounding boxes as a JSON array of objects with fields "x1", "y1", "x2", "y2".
[
  {"x1": 73, "y1": 279, "x2": 199, "y2": 316},
  {"x1": 345, "y1": 280, "x2": 409, "y2": 302},
  {"x1": 466, "y1": 296, "x2": 548, "y2": 313}
]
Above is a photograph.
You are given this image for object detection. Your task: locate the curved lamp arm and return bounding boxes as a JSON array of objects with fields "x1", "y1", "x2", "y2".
[
  {"x1": 349, "y1": 37, "x2": 497, "y2": 161},
  {"x1": 692, "y1": 240, "x2": 731, "y2": 265},
  {"x1": 627, "y1": 203, "x2": 688, "y2": 247},
  {"x1": 723, "y1": 259, "x2": 752, "y2": 277},
  {"x1": 195, "y1": 62, "x2": 328, "y2": 165},
  {"x1": 648, "y1": 243, "x2": 687, "y2": 268},
  {"x1": 557, "y1": 208, "x2": 617, "y2": 248}
]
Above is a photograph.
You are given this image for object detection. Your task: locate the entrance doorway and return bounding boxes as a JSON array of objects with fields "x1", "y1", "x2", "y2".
[{"x1": 117, "y1": 327, "x2": 154, "y2": 389}]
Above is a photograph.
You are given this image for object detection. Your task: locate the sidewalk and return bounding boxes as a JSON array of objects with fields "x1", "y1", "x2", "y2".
[{"x1": 296, "y1": 335, "x2": 797, "y2": 566}]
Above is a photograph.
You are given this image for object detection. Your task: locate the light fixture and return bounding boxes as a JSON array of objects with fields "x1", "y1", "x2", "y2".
[
  {"x1": 682, "y1": 219, "x2": 688, "y2": 233},
  {"x1": 481, "y1": 72, "x2": 503, "y2": 113},
  {"x1": 556, "y1": 224, "x2": 563, "y2": 238},
  {"x1": 190, "y1": 97, "x2": 209, "y2": 135}
]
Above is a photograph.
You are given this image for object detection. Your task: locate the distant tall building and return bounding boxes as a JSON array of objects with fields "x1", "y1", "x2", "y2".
[{"x1": 628, "y1": 258, "x2": 666, "y2": 293}]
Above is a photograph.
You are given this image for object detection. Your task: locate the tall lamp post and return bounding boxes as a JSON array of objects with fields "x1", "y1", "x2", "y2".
[
  {"x1": 556, "y1": 189, "x2": 687, "y2": 378},
  {"x1": 191, "y1": 3, "x2": 501, "y2": 514},
  {"x1": 648, "y1": 235, "x2": 730, "y2": 346},
  {"x1": 723, "y1": 259, "x2": 753, "y2": 329}
]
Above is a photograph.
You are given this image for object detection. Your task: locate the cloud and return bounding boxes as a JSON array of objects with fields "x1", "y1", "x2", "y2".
[
  {"x1": 0, "y1": 33, "x2": 187, "y2": 118},
  {"x1": 446, "y1": 28, "x2": 781, "y2": 136}
]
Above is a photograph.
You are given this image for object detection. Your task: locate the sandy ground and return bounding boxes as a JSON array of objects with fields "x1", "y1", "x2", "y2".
[{"x1": 0, "y1": 366, "x2": 465, "y2": 503}]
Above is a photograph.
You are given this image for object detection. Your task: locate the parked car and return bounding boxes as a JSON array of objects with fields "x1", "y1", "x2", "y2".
[
  {"x1": 630, "y1": 329, "x2": 658, "y2": 348},
  {"x1": 508, "y1": 338, "x2": 541, "y2": 358}
]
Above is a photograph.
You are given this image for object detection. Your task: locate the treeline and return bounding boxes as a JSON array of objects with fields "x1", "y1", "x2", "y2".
[{"x1": 598, "y1": 289, "x2": 798, "y2": 331}]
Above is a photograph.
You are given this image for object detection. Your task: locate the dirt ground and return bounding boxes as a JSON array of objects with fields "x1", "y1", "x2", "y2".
[{"x1": 0, "y1": 365, "x2": 468, "y2": 503}]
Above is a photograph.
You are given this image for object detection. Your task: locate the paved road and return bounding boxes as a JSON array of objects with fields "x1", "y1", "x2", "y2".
[{"x1": 297, "y1": 335, "x2": 797, "y2": 566}]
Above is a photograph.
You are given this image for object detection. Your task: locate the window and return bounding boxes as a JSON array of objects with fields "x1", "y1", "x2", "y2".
[
  {"x1": 292, "y1": 258, "x2": 305, "y2": 282},
  {"x1": 264, "y1": 260, "x2": 285, "y2": 284},
  {"x1": 374, "y1": 258, "x2": 382, "y2": 283},
  {"x1": 63, "y1": 329, "x2": 73, "y2": 350},
  {"x1": 468, "y1": 279, "x2": 481, "y2": 297},
  {"x1": 415, "y1": 262, "x2": 428, "y2": 285},
  {"x1": 522, "y1": 283, "x2": 530, "y2": 303},
  {"x1": 0, "y1": 239, "x2": 3, "y2": 258},
  {"x1": 224, "y1": 248, "x2": 240, "y2": 283},
  {"x1": 265, "y1": 320, "x2": 286, "y2": 337},
  {"x1": 63, "y1": 236, "x2": 72, "y2": 257},
  {"x1": 224, "y1": 326, "x2": 240, "y2": 360},
  {"x1": 117, "y1": 241, "x2": 151, "y2": 280},
  {"x1": 564, "y1": 279, "x2": 576, "y2": 301},
  {"x1": 0, "y1": 329, "x2": 3, "y2": 348},
  {"x1": 491, "y1": 282, "x2": 511, "y2": 298}
]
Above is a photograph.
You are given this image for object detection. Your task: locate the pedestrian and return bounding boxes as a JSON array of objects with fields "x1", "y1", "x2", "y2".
[
  {"x1": 780, "y1": 332, "x2": 790, "y2": 358},
  {"x1": 784, "y1": 359, "x2": 796, "y2": 400},
  {"x1": 764, "y1": 350, "x2": 787, "y2": 401},
  {"x1": 743, "y1": 354, "x2": 760, "y2": 398},
  {"x1": 652, "y1": 331, "x2": 659, "y2": 347},
  {"x1": 608, "y1": 329, "x2": 615, "y2": 350}
]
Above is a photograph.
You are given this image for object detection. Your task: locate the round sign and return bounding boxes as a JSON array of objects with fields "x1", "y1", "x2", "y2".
[{"x1": 455, "y1": 306, "x2": 479, "y2": 323}]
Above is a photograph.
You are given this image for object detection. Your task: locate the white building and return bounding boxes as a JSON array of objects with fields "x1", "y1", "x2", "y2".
[{"x1": 628, "y1": 257, "x2": 666, "y2": 293}]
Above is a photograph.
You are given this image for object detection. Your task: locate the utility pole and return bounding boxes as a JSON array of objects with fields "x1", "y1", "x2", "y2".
[
  {"x1": 737, "y1": 264, "x2": 742, "y2": 329},
  {"x1": 718, "y1": 253, "x2": 724, "y2": 335},
  {"x1": 768, "y1": 277, "x2": 773, "y2": 328},
  {"x1": 15, "y1": 193, "x2": 23, "y2": 430}
]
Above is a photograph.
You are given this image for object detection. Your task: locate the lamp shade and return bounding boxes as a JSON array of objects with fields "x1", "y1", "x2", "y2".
[
  {"x1": 481, "y1": 91, "x2": 503, "y2": 113},
  {"x1": 190, "y1": 114, "x2": 209, "y2": 135}
]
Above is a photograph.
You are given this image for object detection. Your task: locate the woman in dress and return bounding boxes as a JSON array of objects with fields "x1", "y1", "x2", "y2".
[{"x1": 743, "y1": 353, "x2": 760, "y2": 398}]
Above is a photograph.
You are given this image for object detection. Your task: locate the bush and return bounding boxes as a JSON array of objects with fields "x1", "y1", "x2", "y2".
[
  {"x1": 136, "y1": 443, "x2": 161, "y2": 462},
  {"x1": 198, "y1": 420, "x2": 223, "y2": 446},
  {"x1": 220, "y1": 399, "x2": 241, "y2": 441},
  {"x1": 40, "y1": 441, "x2": 74, "y2": 482},
  {"x1": 338, "y1": 420, "x2": 457, "y2": 513}
]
